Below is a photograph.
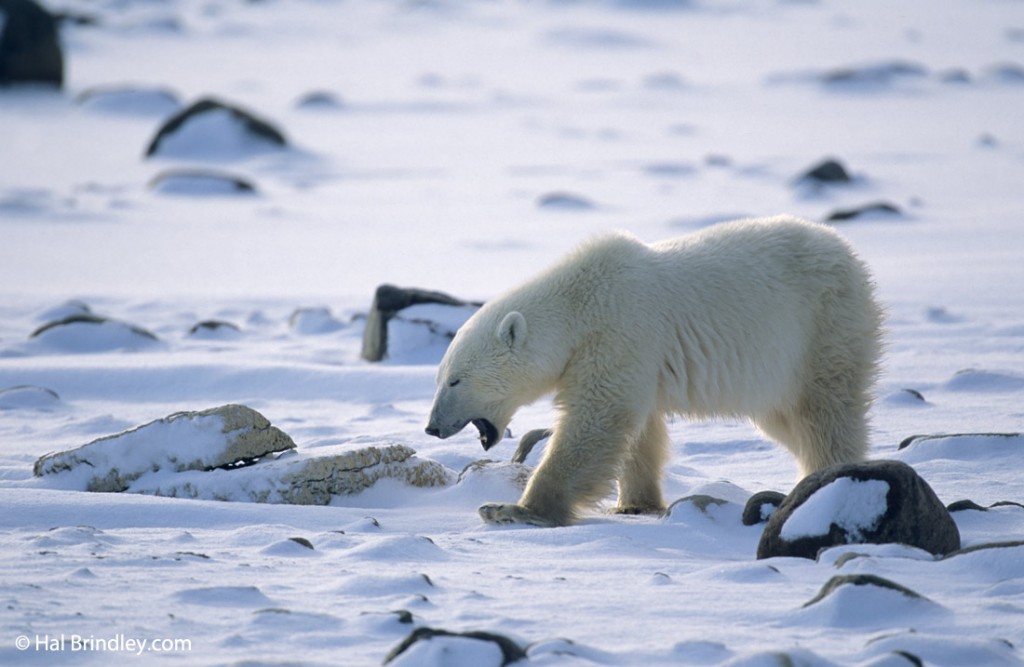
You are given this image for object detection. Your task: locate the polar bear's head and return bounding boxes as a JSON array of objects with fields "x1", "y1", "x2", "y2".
[{"x1": 425, "y1": 310, "x2": 540, "y2": 450}]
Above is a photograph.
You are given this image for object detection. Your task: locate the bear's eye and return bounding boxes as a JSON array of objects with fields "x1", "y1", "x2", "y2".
[{"x1": 448, "y1": 378, "x2": 461, "y2": 388}]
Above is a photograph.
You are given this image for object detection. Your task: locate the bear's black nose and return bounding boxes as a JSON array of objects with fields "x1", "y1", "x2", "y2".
[{"x1": 425, "y1": 426, "x2": 441, "y2": 437}]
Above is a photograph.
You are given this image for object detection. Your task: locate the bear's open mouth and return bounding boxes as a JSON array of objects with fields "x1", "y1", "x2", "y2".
[{"x1": 472, "y1": 418, "x2": 500, "y2": 450}]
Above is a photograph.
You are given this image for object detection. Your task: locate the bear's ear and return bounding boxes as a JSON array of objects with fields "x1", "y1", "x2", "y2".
[{"x1": 496, "y1": 311, "x2": 527, "y2": 351}]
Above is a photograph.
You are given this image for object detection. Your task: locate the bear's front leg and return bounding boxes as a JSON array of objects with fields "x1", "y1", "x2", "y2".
[
  {"x1": 506, "y1": 408, "x2": 637, "y2": 526},
  {"x1": 478, "y1": 503, "x2": 560, "y2": 527}
]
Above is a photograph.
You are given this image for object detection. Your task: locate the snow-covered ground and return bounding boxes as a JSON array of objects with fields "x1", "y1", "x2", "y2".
[{"x1": 2, "y1": 0, "x2": 1023, "y2": 664}]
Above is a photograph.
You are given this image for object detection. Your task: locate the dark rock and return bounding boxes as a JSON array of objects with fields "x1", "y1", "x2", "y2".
[
  {"x1": 385, "y1": 627, "x2": 527, "y2": 666},
  {"x1": 360, "y1": 284, "x2": 480, "y2": 362},
  {"x1": 537, "y1": 191, "x2": 596, "y2": 210},
  {"x1": 898, "y1": 432, "x2": 1022, "y2": 451},
  {"x1": 511, "y1": 428, "x2": 552, "y2": 464},
  {"x1": 943, "y1": 540, "x2": 1024, "y2": 558},
  {"x1": 296, "y1": 90, "x2": 344, "y2": 110},
  {"x1": 31, "y1": 314, "x2": 152, "y2": 339},
  {"x1": 0, "y1": 384, "x2": 60, "y2": 410},
  {"x1": 144, "y1": 97, "x2": 287, "y2": 159},
  {"x1": 821, "y1": 60, "x2": 928, "y2": 87},
  {"x1": 149, "y1": 169, "x2": 257, "y2": 196},
  {"x1": 796, "y1": 158, "x2": 852, "y2": 185},
  {"x1": 288, "y1": 537, "x2": 314, "y2": 550},
  {"x1": 948, "y1": 499, "x2": 1024, "y2": 513},
  {"x1": 893, "y1": 651, "x2": 925, "y2": 667},
  {"x1": 990, "y1": 500, "x2": 1024, "y2": 510},
  {"x1": 803, "y1": 574, "x2": 927, "y2": 608},
  {"x1": 947, "y1": 499, "x2": 988, "y2": 513},
  {"x1": 826, "y1": 202, "x2": 902, "y2": 222},
  {"x1": 0, "y1": 0, "x2": 63, "y2": 88},
  {"x1": 756, "y1": 460, "x2": 960, "y2": 560},
  {"x1": 391, "y1": 609, "x2": 414, "y2": 624},
  {"x1": 30, "y1": 314, "x2": 160, "y2": 351},
  {"x1": 742, "y1": 490, "x2": 787, "y2": 525},
  {"x1": 189, "y1": 320, "x2": 241, "y2": 337},
  {"x1": 985, "y1": 62, "x2": 1024, "y2": 84}
]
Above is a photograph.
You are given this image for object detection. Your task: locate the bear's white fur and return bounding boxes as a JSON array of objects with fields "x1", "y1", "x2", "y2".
[{"x1": 425, "y1": 216, "x2": 884, "y2": 527}]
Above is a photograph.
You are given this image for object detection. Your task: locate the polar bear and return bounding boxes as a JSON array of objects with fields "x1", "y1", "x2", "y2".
[{"x1": 425, "y1": 216, "x2": 884, "y2": 527}]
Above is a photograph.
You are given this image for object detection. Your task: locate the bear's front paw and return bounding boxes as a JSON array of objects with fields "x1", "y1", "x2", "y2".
[
  {"x1": 612, "y1": 503, "x2": 666, "y2": 516},
  {"x1": 478, "y1": 503, "x2": 558, "y2": 527}
]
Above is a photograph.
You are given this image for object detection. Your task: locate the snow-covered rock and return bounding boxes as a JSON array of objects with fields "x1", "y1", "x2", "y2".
[
  {"x1": 33, "y1": 405, "x2": 452, "y2": 504},
  {"x1": 132, "y1": 443, "x2": 453, "y2": 504},
  {"x1": 30, "y1": 313, "x2": 160, "y2": 353},
  {"x1": 289, "y1": 307, "x2": 345, "y2": 334},
  {"x1": 34, "y1": 404, "x2": 296, "y2": 491},
  {"x1": 385, "y1": 627, "x2": 526, "y2": 667},
  {"x1": 76, "y1": 85, "x2": 181, "y2": 116},
  {"x1": 144, "y1": 97, "x2": 288, "y2": 160},
  {"x1": 0, "y1": 384, "x2": 61, "y2": 410},
  {"x1": 149, "y1": 169, "x2": 257, "y2": 196},
  {"x1": 757, "y1": 460, "x2": 960, "y2": 559}
]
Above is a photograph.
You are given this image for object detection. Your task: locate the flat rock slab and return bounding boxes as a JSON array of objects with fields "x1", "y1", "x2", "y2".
[
  {"x1": 34, "y1": 404, "x2": 296, "y2": 492},
  {"x1": 130, "y1": 443, "x2": 453, "y2": 504}
]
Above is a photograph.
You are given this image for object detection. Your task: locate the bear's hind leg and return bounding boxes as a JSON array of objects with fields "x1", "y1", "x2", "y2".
[
  {"x1": 756, "y1": 391, "x2": 868, "y2": 478},
  {"x1": 614, "y1": 412, "x2": 668, "y2": 515},
  {"x1": 794, "y1": 391, "x2": 869, "y2": 475}
]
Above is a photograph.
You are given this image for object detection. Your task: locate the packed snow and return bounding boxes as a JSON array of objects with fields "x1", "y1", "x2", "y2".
[
  {"x1": 2, "y1": 0, "x2": 1023, "y2": 665},
  {"x1": 779, "y1": 478, "x2": 890, "y2": 543}
]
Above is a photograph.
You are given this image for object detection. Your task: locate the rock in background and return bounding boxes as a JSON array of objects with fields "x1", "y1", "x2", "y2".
[
  {"x1": 144, "y1": 97, "x2": 288, "y2": 160},
  {"x1": 0, "y1": 0, "x2": 63, "y2": 88},
  {"x1": 757, "y1": 460, "x2": 960, "y2": 560},
  {"x1": 30, "y1": 312, "x2": 160, "y2": 353},
  {"x1": 361, "y1": 284, "x2": 481, "y2": 362},
  {"x1": 149, "y1": 169, "x2": 257, "y2": 196}
]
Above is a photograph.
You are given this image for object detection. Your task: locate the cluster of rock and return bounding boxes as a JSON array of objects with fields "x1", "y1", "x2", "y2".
[
  {"x1": 783, "y1": 59, "x2": 1024, "y2": 88},
  {"x1": 793, "y1": 157, "x2": 904, "y2": 222},
  {"x1": 21, "y1": 291, "x2": 479, "y2": 362},
  {"x1": 735, "y1": 433, "x2": 1024, "y2": 561},
  {"x1": 33, "y1": 404, "x2": 452, "y2": 504}
]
